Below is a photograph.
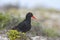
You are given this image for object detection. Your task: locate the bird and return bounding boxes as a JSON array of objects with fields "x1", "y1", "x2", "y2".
[{"x1": 12, "y1": 12, "x2": 36, "y2": 33}]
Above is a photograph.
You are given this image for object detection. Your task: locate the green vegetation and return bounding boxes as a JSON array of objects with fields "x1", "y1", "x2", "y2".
[
  {"x1": 42, "y1": 28, "x2": 60, "y2": 37},
  {"x1": 7, "y1": 30, "x2": 28, "y2": 40},
  {"x1": 7, "y1": 30, "x2": 20, "y2": 40},
  {"x1": 0, "y1": 13, "x2": 11, "y2": 29},
  {"x1": 0, "y1": 12, "x2": 21, "y2": 30}
]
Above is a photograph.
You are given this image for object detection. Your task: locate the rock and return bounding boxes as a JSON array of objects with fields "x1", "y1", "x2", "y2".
[
  {"x1": 0, "y1": 36, "x2": 9, "y2": 40},
  {"x1": 0, "y1": 34, "x2": 10, "y2": 40},
  {"x1": 31, "y1": 36, "x2": 47, "y2": 40}
]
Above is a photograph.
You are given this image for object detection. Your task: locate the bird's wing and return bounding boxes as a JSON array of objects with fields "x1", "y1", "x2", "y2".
[{"x1": 17, "y1": 21, "x2": 28, "y2": 28}]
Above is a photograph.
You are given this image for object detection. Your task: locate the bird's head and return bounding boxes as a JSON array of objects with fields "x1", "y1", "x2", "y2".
[{"x1": 26, "y1": 12, "x2": 36, "y2": 19}]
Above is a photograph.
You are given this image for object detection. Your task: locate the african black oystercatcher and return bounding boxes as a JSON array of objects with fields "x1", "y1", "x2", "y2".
[{"x1": 12, "y1": 12, "x2": 36, "y2": 33}]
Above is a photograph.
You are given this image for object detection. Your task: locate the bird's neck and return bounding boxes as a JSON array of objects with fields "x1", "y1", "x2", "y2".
[{"x1": 26, "y1": 17, "x2": 31, "y2": 24}]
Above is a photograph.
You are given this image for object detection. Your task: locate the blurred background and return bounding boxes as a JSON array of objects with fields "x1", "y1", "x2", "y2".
[{"x1": 0, "y1": 0, "x2": 60, "y2": 40}]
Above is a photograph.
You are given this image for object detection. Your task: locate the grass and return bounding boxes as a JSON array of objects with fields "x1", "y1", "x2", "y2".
[
  {"x1": 42, "y1": 28, "x2": 60, "y2": 37},
  {"x1": 0, "y1": 13, "x2": 11, "y2": 29},
  {"x1": 0, "y1": 12, "x2": 22, "y2": 30}
]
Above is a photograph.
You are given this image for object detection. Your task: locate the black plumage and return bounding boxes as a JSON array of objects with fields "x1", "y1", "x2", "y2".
[{"x1": 12, "y1": 12, "x2": 35, "y2": 33}]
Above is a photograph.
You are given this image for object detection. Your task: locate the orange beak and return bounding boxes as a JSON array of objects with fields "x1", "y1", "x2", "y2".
[{"x1": 32, "y1": 16, "x2": 36, "y2": 19}]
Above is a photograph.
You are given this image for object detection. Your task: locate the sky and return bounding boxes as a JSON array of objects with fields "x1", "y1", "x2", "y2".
[{"x1": 0, "y1": 0, "x2": 60, "y2": 9}]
